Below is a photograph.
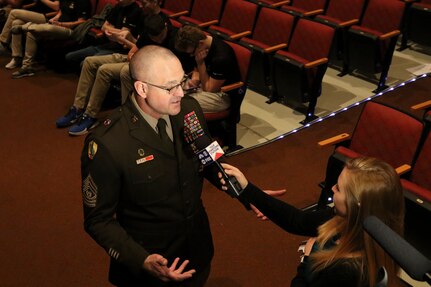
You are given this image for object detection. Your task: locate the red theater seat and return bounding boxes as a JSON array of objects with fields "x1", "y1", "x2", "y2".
[
  {"x1": 208, "y1": 0, "x2": 259, "y2": 41},
  {"x1": 317, "y1": 101, "x2": 424, "y2": 207},
  {"x1": 272, "y1": 18, "x2": 335, "y2": 124},
  {"x1": 204, "y1": 41, "x2": 252, "y2": 152}
]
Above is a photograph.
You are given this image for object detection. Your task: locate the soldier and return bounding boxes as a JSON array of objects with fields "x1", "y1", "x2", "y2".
[{"x1": 81, "y1": 45, "x2": 216, "y2": 286}]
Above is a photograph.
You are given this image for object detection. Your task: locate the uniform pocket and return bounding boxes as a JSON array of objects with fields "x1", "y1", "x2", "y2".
[{"x1": 129, "y1": 160, "x2": 168, "y2": 205}]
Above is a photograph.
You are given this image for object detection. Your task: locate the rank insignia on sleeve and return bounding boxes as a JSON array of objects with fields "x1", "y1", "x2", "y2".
[
  {"x1": 82, "y1": 174, "x2": 97, "y2": 207},
  {"x1": 88, "y1": 140, "x2": 98, "y2": 159}
]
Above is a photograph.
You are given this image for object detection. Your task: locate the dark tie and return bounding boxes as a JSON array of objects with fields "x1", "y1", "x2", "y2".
[{"x1": 157, "y1": 118, "x2": 174, "y2": 153}]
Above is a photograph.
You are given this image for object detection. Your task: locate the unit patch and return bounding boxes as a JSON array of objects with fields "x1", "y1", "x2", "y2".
[
  {"x1": 88, "y1": 140, "x2": 98, "y2": 159},
  {"x1": 82, "y1": 174, "x2": 97, "y2": 207}
]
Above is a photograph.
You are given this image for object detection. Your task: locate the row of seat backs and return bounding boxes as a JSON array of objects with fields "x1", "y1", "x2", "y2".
[
  {"x1": 167, "y1": 0, "x2": 404, "y2": 36},
  {"x1": 176, "y1": 0, "x2": 404, "y2": 55},
  {"x1": 334, "y1": 101, "x2": 431, "y2": 210}
]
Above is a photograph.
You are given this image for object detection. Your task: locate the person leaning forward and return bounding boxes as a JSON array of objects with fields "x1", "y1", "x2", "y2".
[{"x1": 81, "y1": 45, "x2": 222, "y2": 287}]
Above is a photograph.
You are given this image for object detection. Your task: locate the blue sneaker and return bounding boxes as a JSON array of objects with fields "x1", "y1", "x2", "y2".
[
  {"x1": 68, "y1": 114, "x2": 98, "y2": 136},
  {"x1": 56, "y1": 106, "x2": 83, "y2": 128}
]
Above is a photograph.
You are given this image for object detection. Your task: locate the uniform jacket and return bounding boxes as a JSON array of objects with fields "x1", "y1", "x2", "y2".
[{"x1": 81, "y1": 95, "x2": 215, "y2": 286}]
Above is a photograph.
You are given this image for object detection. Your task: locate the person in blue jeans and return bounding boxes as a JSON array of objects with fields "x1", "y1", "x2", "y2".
[{"x1": 65, "y1": 0, "x2": 140, "y2": 69}]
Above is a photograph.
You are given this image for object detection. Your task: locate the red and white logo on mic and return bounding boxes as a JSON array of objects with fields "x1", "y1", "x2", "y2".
[{"x1": 197, "y1": 141, "x2": 224, "y2": 166}]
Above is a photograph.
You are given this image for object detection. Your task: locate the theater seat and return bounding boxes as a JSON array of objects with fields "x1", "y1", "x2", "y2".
[
  {"x1": 204, "y1": 41, "x2": 252, "y2": 153},
  {"x1": 281, "y1": 0, "x2": 328, "y2": 17},
  {"x1": 401, "y1": 112, "x2": 431, "y2": 211},
  {"x1": 239, "y1": 7, "x2": 295, "y2": 98},
  {"x1": 314, "y1": 0, "x2": 366, "y2": 67},
  {"x1": 208, "y1": 0, "x2": 259, "y2": 41},
  {"x1": 317, "y1": 101, "x2": 424, "y2": 208},
  {"x1": 177, "y1": 0, "x2": 224, "y2": 28},
  {"x1": 160, "y1": 0, "x2": 193, "y2": 17},
  {"x1": 272, "y1": 18, "x2": 335, "y2": 124},
  {"x1": 399, "y1": 0, "x2": 431, "y2": 50},
  {"x1": 340, "y1": 0, "x2": 405, "y2": 93}
]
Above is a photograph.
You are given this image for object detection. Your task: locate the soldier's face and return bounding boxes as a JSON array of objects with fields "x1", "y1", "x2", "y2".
[{"x1": 142, "y1": 60, "x2": 185, "y2": 117}]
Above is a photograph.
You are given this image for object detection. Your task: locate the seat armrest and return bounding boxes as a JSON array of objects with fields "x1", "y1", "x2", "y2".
[
  {"x1": 379, "y1": 30, "x2": 400, "y2": 40},
  {"x1": 338, "y1": 19, "x2": 359, "y2": 28},
  {"x1": 264, "y1": 43, "x2": 287, "y2": 53},
  {"x1": 221, "y1": 81, "x2": 244, "y2": 93},
  {"x1": 395, "y1": 164, "x2": 411, "y2": 175},
  {"x1": 303, "y1": 9, "x2": 324, "y2": 17},
  {"x1": 318, "y1": 133, "x2": 350, "y2": 146},
  {"x1": 304, "y1": 58, "x2": 328, "y2": 69},
  {"x1": 198, "y1": 20, "x2": 219, "y2": 28},
  {"x1": 169, "y1": 10, "x2": 189, "y2": 18},
  {"x1": 271, "y1": 0, "x2": 290, "y2": 8},
  {"x1": 411, "y1": 100, "x2": 431, "y2": 110},
  {"x1": 229, "y1": 31, "x2": 251, "y2": 40},
  {"x1": 23, "y1": 3, "x2": 36, "y2": 9},
  {"x1": 88, "y1": 28, "x2": 104, "y2": 38}
]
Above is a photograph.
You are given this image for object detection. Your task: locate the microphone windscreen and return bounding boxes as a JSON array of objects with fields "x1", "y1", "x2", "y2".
[{"x1": 363, "y1": 216, "x2": 431, "y2": 281}]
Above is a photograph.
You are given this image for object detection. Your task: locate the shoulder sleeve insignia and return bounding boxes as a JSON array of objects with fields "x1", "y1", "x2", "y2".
[
  {"x1": 82, "y1": 174, "x2": 97, "y2": 208},
  {"x1": 88, "y1": 140, "x2": 98, "y2": 160}
]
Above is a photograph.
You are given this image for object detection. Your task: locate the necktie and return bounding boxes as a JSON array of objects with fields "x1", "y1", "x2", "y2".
[{"x1": 157, "y1": 118, "x2": 174, "y2": 153}]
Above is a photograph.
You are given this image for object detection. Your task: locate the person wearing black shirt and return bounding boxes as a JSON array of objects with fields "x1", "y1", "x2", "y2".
[
  {"x1": 9, "y1": 0, "x2": 90, "y2": 78},
  {"x1": 174, "y1": 25, "x2": 241, "y2": 113},
  {"x1": 220, "y1": 157, "x2": 405, "y2": 287},
  {"x1": 0, "y1": 0, "x2": 59, "y2": 68},
  {"x1": 55, "y1": 12, "x2": 177, "y2": 136},
  {"x1": 65, "y1": 0, "x2": 140, "y2": 67}
]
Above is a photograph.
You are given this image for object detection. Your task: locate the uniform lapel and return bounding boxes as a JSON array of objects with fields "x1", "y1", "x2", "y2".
[{"x1": 124, "y1": 100, "x2": 176, "y2": 156}]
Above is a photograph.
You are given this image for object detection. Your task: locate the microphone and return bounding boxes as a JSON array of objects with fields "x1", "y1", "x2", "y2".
[
  {"x1": 363, "y1": 216, "x2": 431, "y2": 284},
  {"x1": 184, "y1": 111, "x2": 249, "y2": 206}
]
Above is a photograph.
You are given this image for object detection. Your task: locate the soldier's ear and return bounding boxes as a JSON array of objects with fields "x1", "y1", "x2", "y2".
[{"x1": 134, "y1": 81, "x2": 147, "y2": 99}]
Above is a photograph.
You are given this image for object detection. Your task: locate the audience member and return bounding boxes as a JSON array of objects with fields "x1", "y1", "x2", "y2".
[
  {"x1": 174, "y1": 25, "x2": 240, "y2": 113},
  {"x1": 8, "y1": 0, "x2": 91, "y2": 78},
  {"x1": 220, "y1": 157, "x2": 405, "y2": 287},
  {"x1": 65, "y1": 0, "x2": 140, "y2": 68},
  {"x1": 81, "y1": 45, "x2": 217, "y2": 286},
  {"x1": 0, "y1": 0, "x2": 24, "y2": 17},
  {"x1": 0, "y1": 0, "x2": 59, "y2": 65},
  {"x1": 119, "y1": 14, "x2": 194, "y2": 102}
]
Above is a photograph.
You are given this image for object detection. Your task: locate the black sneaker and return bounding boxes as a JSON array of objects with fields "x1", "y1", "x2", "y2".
[{"x1": 12, "y1": 67, "x2": 35, "y2": 79}]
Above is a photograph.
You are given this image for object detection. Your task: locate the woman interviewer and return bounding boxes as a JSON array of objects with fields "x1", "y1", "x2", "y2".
[{"x1": 220, "y1": 157, "x2": 404, "y2": 287}]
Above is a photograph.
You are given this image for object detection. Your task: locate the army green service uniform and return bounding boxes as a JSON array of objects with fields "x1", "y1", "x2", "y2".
[{"x1": 81, "y1": 95, "x2": 215, "y2": 286}]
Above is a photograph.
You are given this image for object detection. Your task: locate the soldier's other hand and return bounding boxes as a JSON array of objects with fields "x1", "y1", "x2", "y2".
[{"x1": 143, "y1": 254, "x2": 196, "y2": 282}]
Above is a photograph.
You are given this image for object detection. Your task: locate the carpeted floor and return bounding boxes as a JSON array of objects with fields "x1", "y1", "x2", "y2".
[{"x1": 1, "y1": 56, "x2": 430, "y2": 286}]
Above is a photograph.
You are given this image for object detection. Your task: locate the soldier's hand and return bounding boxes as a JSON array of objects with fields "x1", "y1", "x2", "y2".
[{"x1": 143, "y1": 254, "x2": 196, "y2": 282}]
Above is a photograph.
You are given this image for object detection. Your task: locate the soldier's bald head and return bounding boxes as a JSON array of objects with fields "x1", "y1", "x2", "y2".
[{"x1": 130, "y1": 45, "x2": 180, "y2": 83}]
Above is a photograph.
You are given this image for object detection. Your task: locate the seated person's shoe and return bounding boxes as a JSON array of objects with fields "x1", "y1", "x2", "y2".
[
  {"x1": 5, "y1": 57, "x2": 22, "y2": 69},
  {"x1": 68, "y1": 114, "x2": 98, "y2": 136},
  {"x1": 0, "y1": 42, "x2": 9, "y2": 55},
  {"x1": 56, "y1": 106, "x2": 84, "y2": 128},
  {"x1": 11, "y1": 67, "x2": 35, "y2": 79}
]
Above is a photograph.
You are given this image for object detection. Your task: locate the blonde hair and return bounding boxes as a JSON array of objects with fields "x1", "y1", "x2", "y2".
[{"x1": 311, "y1": 157, "x2": 404, "y2": 287}]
